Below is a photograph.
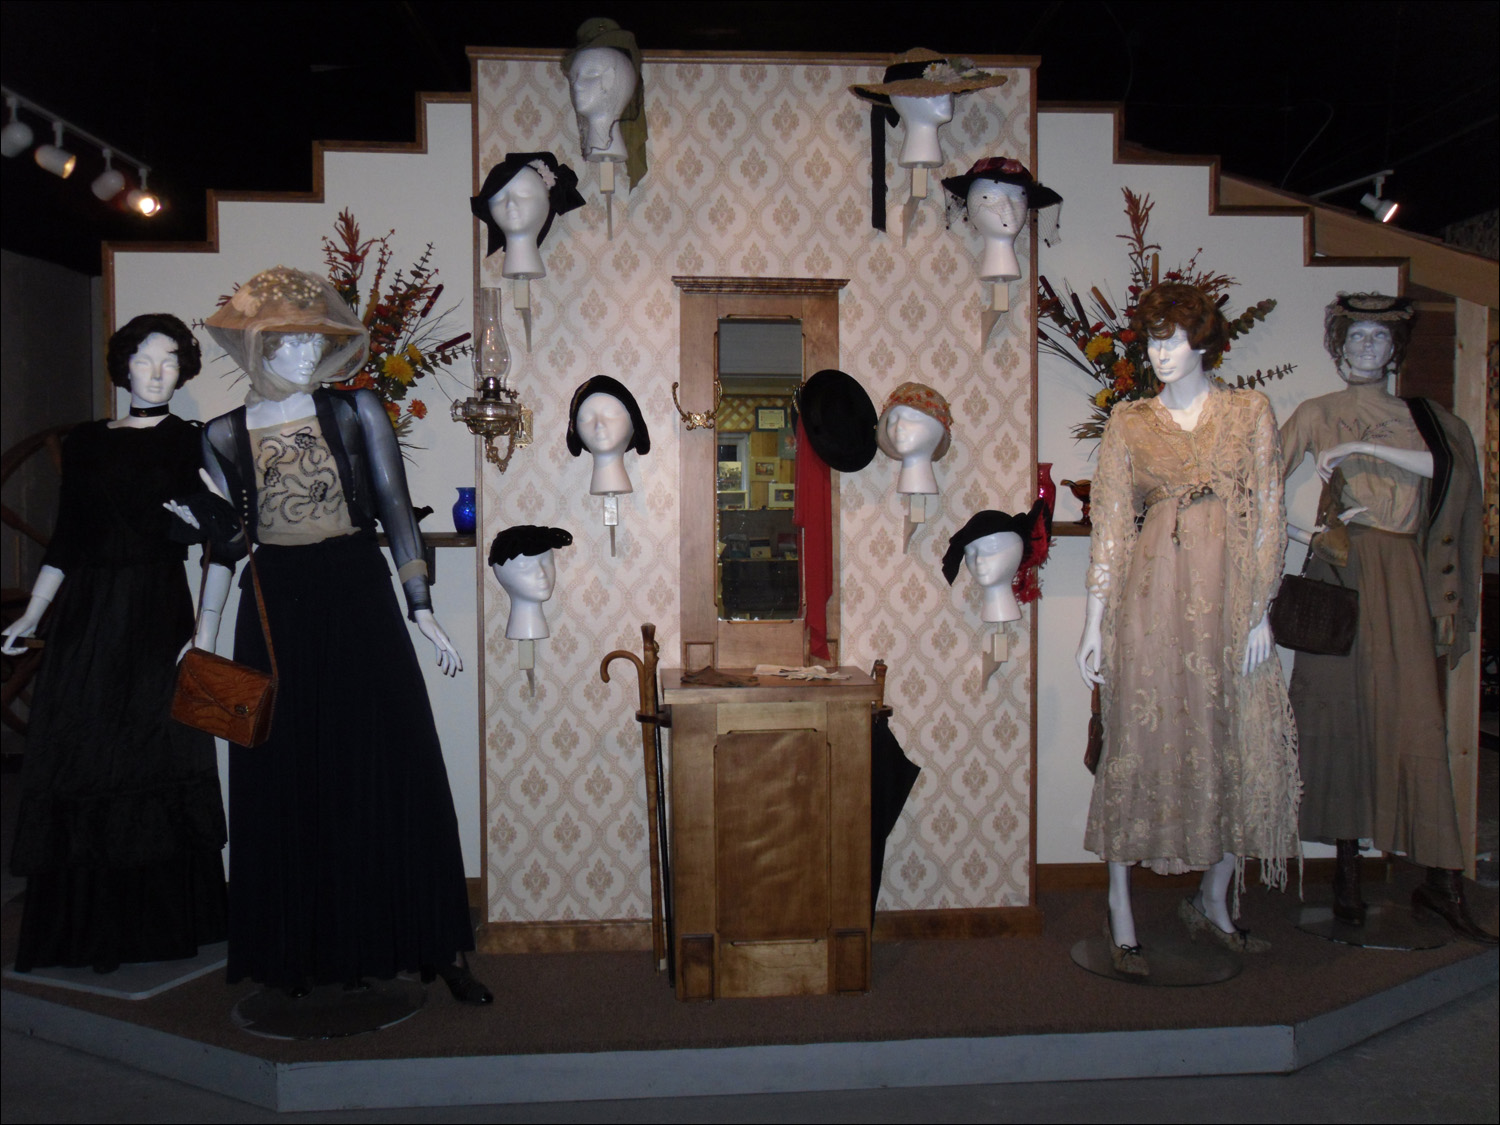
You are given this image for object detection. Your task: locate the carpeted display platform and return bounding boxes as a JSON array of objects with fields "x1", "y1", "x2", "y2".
[{"x1": 3, "y1": 868, "x2": 1496, "y2": 1112}]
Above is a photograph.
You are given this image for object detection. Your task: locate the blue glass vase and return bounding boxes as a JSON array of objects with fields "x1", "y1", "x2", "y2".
[{"x1": 452, "y1": 487, "x2": 477, "y2": 534}]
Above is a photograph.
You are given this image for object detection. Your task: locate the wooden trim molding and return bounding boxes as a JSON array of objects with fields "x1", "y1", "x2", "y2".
[
  {"x1": 673, "y1": 276, "x2": 849, "y2": 295},
  {"x1": 873, "y1": 906, "x2": 1044, "y2": 941}
]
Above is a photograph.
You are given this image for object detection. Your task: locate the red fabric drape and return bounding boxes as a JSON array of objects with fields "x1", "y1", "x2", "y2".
[{"x1": 793, "y1": 417, "x2": 832, "y2": 661}]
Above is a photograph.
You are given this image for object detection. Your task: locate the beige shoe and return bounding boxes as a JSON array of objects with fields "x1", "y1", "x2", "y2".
[{"x1": 1178, "y1": 897, "x2": 1270, "y2": 953}]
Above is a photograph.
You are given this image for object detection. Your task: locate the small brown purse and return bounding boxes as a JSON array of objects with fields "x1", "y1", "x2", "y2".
[
  {"x1": 172, "y1": 533, "x2": 278, "y2": 748},
  {"x1": 1269, "y1": 476, "x2": 1359, "y2": 657}
]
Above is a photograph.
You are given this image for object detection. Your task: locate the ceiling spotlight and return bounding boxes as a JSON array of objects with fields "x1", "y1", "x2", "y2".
[
  {"x1": 34, "y1": 121, "x2": 75, "y2": 178},
  {"x1": 126, "y1": 167, "x2": 160, "y2": 216},
  {"x1": 1360, "y1": 173, "x2": 1399, "y2": 223},
  {"x1": 0, "y1": 96, "x2": 32, "y2": 158},
  {"x1": 91, "y1": 147, "x2": 126, "y2": 201}
]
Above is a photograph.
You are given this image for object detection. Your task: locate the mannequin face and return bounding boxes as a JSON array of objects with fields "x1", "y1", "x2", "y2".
[
  {"x1": 1146, "y1": 326, "x2": 1206, "y2": 385},
  {"x1": 882, "y1": 404, "x2": 944, "y2": 459},
  {"x1": 569, "y1": 47, "x2": 635, "y2": 123},
  {"x1": 964, "y1": 531, "x2": 1024, "y2": 588},
  {"x1": 263, "y1": 332, "x2": 327, "y2": 385},
  {"x1": 127, "y1": 332, "x2": 181, "y2": 405},
  {"x1": 489, "y1": 167, "x2": 550, "y2": 243},
  {"x1": 967, "y1": 180, "x2": 1028, "y2": 241},
  {"x1": 493, "y1": 551, "x2": 556, "y2": 603},
  {"x1": 890, "y1": 93, "x2": 954, "y2": 128},
  {"x1": 575, "y1": 392, "x2": 634, "y2": 456},
  {"x1": 1341, "y1": 320, "x2": 1394, "y2": 383}
]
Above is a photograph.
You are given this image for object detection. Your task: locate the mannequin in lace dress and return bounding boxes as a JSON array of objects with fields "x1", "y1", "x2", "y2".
[{"x1": 1076, "y1": 283, "x2": 1299, "y2": 975}]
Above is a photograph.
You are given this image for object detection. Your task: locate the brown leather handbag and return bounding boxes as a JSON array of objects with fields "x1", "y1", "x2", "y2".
[{"x1": 172, "y1": 535, "x2": 278, "y2": 747}]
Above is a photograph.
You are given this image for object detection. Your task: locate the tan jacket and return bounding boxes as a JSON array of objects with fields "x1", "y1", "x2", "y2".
[{"x1": 1410, "y1": 398, "x2": 1481, "y2": 665}]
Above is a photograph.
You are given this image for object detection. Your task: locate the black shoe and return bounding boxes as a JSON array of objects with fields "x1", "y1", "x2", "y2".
[
  {"x1": 424, "y1": 954, "x2": 493, "y2": 1004},
  {"x1": 1333, "y1": 838, "x2": 1367, "y2": 926},
  {"x1": 1413, "y1": 868, "x2": 1499, "y2": 945}
]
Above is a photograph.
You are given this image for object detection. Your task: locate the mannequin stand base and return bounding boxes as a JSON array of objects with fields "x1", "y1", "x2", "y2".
[
  {"x1": 231, "y1": 977, "x2": 426, "y2": 1041},
  {"x1": 1292, "y1": 903, "x2": 1450, "y2": 951},
  {"x1": 1070, "y1": 932, "x2": 1242, "y2": 987}
]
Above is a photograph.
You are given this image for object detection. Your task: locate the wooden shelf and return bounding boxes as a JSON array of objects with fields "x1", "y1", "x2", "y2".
[{"x1": 1051, "y1": 521, "x2": 1091, "y2": 537}]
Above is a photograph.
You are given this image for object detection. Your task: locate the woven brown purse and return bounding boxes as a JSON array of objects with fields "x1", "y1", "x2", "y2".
[{"x1": 172, "y1": 534, "x2": 278, "y2": 747}]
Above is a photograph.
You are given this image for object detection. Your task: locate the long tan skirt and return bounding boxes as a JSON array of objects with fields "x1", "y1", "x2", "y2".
[{"x1": 1288, "y1": 526, "x2": 1463, "y2": 869}]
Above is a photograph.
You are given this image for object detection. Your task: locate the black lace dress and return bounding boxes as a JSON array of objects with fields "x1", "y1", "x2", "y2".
[{"x1": 10, "y1": 416, "x2": 228, "y2": 972}]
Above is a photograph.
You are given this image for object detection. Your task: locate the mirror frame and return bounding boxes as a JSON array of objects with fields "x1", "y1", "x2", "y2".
[{"x1": 673, "y1": 276, "x2": 848, "y2": 670}]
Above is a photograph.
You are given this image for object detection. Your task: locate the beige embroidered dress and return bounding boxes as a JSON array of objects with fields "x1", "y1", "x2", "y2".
[{"x1": 1084, "y1": 388, "x2": 1300, "y2": 882}]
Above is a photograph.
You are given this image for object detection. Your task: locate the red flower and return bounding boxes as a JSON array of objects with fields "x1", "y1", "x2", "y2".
[{"x1": 409, "y1": 400, "x2": 427, "y2": 420}]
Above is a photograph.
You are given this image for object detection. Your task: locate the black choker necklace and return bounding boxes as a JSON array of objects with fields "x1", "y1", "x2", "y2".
[{"x1": 128, "y1": 404, "x2": 170, "y2": 418}]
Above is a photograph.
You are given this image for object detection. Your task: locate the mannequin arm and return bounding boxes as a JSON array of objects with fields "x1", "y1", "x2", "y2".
[
  {"x1": 1075, "y1": 591, "x2": 1106, "y2": 687},
  {"x1": 414, "y1": 608, "x2": 464, "y2": 676},
  {"x1": 187, "y1": 563, "x2": 235, "y2": 657},
  {"x1": 1, "y1": 565, "x2": 64, "y2": 654},
  {"x1": 1317, "y1": 441, "x2": 1433, "y2": 481}
]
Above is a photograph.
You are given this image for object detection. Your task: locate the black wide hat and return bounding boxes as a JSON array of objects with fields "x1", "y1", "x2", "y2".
[
  {"x1": 941, "y1": 157, "x2": 1063, "y2": 211},
  {"x1": 798, "y1": 369, "x2": 877, "y2": 473}
]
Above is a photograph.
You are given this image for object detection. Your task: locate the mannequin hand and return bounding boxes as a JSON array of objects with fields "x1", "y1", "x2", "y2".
[
  {"x1": 164, "y1": 498, "x2": 199, "y2": 530},
  {"x1": 1316, "y1": 441, "x2": 1364, "y2": 481},
  {"x1": 1242, "y1": 613, "x2": 1273, "y2": 674},
  {"x1": 1076, "y1": 622, "x2": 1105, "y2": 687},
  {"x1": 1287, "y1": 523, "x2": 1313, "y2": 546},
  {"x1": 1, "y1": 610, "x2": 44, "y2": 655},
  {"x1": 415, "y1": 609, "x2": 464, "y2": 677}
]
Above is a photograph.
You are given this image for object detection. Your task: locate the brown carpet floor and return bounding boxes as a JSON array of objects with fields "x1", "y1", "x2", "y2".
[{"x1": 4, "y1": 861, "x2": 1495, "y2": 1069}]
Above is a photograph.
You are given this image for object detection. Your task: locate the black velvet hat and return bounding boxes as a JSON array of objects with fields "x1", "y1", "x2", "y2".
[
  {"x1": 489, "y1": 525, "x2": 574, "y2": 567},
  {"x1": 566, "y1": 375, "x2": 650, "y2": 457},
  {"x1": 798, "y1": 369, "x2": 877, "y2": 473},
  {"x1": 470, "y1": 152, "x2": 586, "y2": 258},
  {"x1": 941, "y1": 502, "x2": 1049, "y2": 586}
]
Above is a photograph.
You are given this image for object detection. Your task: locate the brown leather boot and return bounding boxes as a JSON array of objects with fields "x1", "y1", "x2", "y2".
[
  {"x1": 1412, "y1": 868, "x2": 1499, "y2": 945},
  {"x1": 1333, "y1": 838, "x2": 1366, "y2": 925}
]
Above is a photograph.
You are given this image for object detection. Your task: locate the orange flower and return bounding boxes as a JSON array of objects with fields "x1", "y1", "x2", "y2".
[
  {"x1": 409, "y1": 399, "x2": 427, "y2": 420},
  {"x1": 383, "y1": 401, "x2": 400, "y2": 424}
]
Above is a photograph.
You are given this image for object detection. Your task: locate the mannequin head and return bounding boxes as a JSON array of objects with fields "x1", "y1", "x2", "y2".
[
  {"x1": 489, "y1": 525, "x2": 573, "y2": 640},
  {"x1": 966, "y1": 179, "x2": 1028, "y2": 281},
  {"x1": 566, "y1": 375, "x2": 650, "y2": 494},
  {"x1": 1146, "y1": 326, "x2": 1205, "y2": 387},
  {"x1": 942, "y1": 501, "x2": 1051, "y2": 616},
  {"x1": 888, "y1": 93, "x2": 953, "y2": 168},
  {"x1": 108, "y1": 313, "x2": 202, "y2": 392},
  {"x1": 941, "y1": 159, "x2": 1063, "y2": 282},
  {"x1": 1323, "y1": 292, "x2": 1413, "y2": 385},
  {"x1": 262, "y1": 332, "x2": 327, "y2": 386},
  {"x1": 569, "y1": 47, "x2": 638, "y2": 161},
  {"x1": 964, "y1": 530, "x2": 1026, "y2": 623},
  {"x1": 471, "y1": 153, "x2": 586, "y2": 277},
  {"x1": 1132, "y1": 282, "x2": 1229, "y2": 370},
  {"x1": 876, "y1": 381, "x2": 952, "y2": 495},
  {"x1": 204, "y1": 266, "x2": 368, "y2": 405}
]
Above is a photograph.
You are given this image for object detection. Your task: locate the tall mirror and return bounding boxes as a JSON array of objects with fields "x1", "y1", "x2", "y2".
[
  {"x1": 674, "y1": 277, "x2": 846, "y2": 670},
  {"x1": 715, "y1": 318, "x2": 803, "y2": 621}
]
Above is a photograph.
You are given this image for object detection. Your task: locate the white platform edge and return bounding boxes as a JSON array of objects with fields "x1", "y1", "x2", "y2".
[{"x1": 3, "y1": 951, "x2": 1495, "y2": 1113}]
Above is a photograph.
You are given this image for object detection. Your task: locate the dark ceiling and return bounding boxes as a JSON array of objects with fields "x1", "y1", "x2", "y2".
[{"x1": 3, "y1": 1, "x2": 1496, "y2": 276}]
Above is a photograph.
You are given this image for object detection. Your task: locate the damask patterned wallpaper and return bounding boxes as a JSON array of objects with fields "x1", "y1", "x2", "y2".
[{"x1": 476, "y1": 54, "x2": 1036, "y2": 923}]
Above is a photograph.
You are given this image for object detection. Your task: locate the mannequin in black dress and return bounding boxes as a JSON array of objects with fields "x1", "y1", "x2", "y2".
[{"x1": 3, "y1": 314, "x2": 227, "y2": 973}]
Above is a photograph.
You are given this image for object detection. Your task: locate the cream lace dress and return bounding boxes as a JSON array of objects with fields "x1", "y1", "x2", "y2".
[{"x1": 1084, "y1": 388, "x2": 1300, "y2": 884}]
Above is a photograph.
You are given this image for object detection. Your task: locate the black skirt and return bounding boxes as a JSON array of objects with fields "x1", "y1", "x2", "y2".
[{"x1": 226, "y1": 531, "x2": 473, "y2": 987}]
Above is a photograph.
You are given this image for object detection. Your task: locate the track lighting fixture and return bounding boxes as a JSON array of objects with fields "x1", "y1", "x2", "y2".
[
  {"x1": 91, "y1": 147, "x2": 126, "y2": 200},
  {"x1": 0, "y1": 96, "x2": 33, "y2": 158},
  {"x1": 0, "y1": 85, "x2": 162, "y2": 216},
  {"x1": 34, "y1": 122, "x2": 75, "y2": 178},
  {"x1": 1310, "y1": 168, "x2": 1400, "y2": 225}
]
